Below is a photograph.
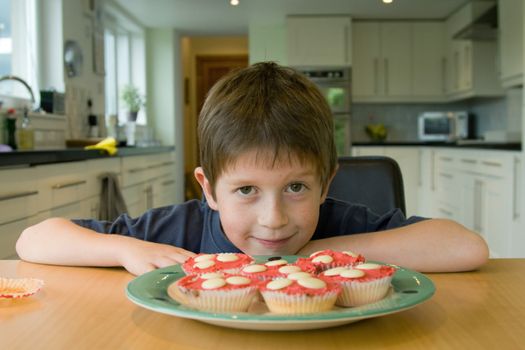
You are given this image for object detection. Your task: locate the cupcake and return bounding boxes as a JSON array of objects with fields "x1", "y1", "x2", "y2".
[
  {"x1": 240, "y1": 258, "x2": 316, "y2": 281},
  {"x1": 259, "y1": 276, "x2": 341, "y2": 314},
  {"x1": 181, "y1": 253, "x2": 254, "y2": 275},
  {"x1": 168, "y1": 273, "x2": 259, "y2": 312},
  {"x1": 320, "y1": 262, "x2": 396, "y2": 307},
  {"x1": 295, "y1": 249, "x2": 365, "y2": 273}
]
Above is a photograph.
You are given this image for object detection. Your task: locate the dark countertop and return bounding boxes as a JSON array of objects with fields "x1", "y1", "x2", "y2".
[
  {"x1": 352, "y1": 141, "x2": 522, "y2": 151},
  {"x1": 0, "y1": 146, "x2": 175, "y2": 167}
]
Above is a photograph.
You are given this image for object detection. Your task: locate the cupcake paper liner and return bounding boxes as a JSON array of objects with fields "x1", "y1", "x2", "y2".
[
  {"x1": 336, "y1": 276, "x2": 393, "y2": 307},
  {"x1": 0, "y1": 277, "x2": 44, "y2": 298},
  {"x1": 260, "y1": 290, "x2": 339, "y2": 315},
  {"x1": 173, "y1": 286, "x2": 259, "y2": 313}
]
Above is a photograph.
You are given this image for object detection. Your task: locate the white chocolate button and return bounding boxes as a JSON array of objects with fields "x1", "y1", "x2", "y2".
[
  {"x1": 201, "y1": 278, "x2": 226, "y2": 290},
  {"x1": 194, "y1": 260, "x2": 215, "y2": 269},
  {"x1": 266, "y1": 278, "x2": 293, "y2": 290},
  {"x1": 287, "y1": 272, "x2": 311, "y2": 280},
  {"x1": 309, "y1": 250, "x2": 323, "y2": 257},
  {"x1": 265, "y1": 259, "x2": 287, "y2": 267},
  {"x1": 243, "y1": 264, "x2": 267, "y2": 273},
  {"x1": 312, "y1": 255, "x2": 333, "y2": 264},
  {"x1": 298, "y1": 277, "x2": 326, "y2": 289},
  {"x1": 278, "y1": 265, "x2": 301, "y2": 274},
  {"x1": 194, "y1": 254, "x2": 215, "y2": 262},
  {"x1": 342, "y1": 250, "x2": 358, "y2": 257},
  {"x1": 216, "y1": 253, "x2": 239, "y2": 262},
  {"x1": 323, "y1": 267, "x2": 348, "y2": 276},
  {"x1": 225, "y1": 276, "x2": 251, "y2": 285},
  {"x1": 356, "y1": 263, "x2": 381, "y2": 270},
  {"x1": 200, "y1": 272, "x2": 223, "y2": 279},
  {"x1": 340, "y1": 269, "x2": 366, "y2": 279}
]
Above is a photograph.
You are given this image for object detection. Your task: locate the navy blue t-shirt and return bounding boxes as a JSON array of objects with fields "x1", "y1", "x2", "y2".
[{"x1": 72, "y1": 198, "x2": 425, "y2": 254}]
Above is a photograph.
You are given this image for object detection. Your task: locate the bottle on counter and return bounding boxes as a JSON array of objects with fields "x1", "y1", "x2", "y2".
[
  {"x1": 4, "y1": 108, "x2": 17, "y2": 150},
  {"x1": 17, "y1": 108, "x2": 35, "y2": 150}
]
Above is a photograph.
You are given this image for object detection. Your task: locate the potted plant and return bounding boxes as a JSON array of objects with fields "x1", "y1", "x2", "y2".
[{"x1": 120, "y1": 84, "x2": 145, "y2": 121}]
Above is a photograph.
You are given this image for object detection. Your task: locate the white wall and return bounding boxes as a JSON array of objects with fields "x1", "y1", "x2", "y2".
[{"x1": 146, "y1": 28, "x2": 184, "y2": 203}]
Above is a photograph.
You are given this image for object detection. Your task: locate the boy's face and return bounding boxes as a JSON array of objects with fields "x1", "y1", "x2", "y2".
[{"x1": 195, "y1": 150, "x2": 329, "y2": 256}]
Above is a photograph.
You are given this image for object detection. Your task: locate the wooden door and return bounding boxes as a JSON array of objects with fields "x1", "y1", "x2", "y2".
[{"x1": 185, "y1": 55, "x2": 248, "y2": 200}]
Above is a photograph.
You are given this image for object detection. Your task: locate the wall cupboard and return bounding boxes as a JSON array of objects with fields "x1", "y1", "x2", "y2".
[{"x1": 0, "y1": 151, "x2": 176, "y2": 259}]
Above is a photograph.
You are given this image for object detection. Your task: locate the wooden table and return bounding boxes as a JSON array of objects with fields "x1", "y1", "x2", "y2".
[{"x1": 1, "y1": 259, "x2": 524, "y2": 349}]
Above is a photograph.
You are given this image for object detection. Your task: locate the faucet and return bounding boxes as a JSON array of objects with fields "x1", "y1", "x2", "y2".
[{"x1": 0, "y1": 75, "x2": 38, "y2": 112}]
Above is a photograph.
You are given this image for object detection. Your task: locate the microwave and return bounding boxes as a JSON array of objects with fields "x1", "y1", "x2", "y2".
[{"x1": 418, "y1": 111, "x2": 473, "y2": 141}]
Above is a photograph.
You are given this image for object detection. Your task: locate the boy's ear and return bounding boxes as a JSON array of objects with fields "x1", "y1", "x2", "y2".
[
  {"x1": 194, "y1": 167, "x2": 219, "y2": 210},
  {"x1": 320, "y1": 165, "x2": 339, "y2": 203}
]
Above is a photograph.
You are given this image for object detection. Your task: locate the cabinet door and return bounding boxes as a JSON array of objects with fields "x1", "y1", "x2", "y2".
[
  {"x1": 481, "y1": 178, "x2": 510, "y2": 258},
  {"x1": 498, "y1": 0, "x2": 523, "y2": 87},
  {"x1": 384, "y1": 147, "x2": 419, "y2": 217},
  {"x1": 380, "y1": 22, "x2": 411, "y2": 97},
  {"x1": 412, "y1": 22, "x2": 446, "y2": 97},
  {"x1": 352, "y1": 22, "x2": 381, "y2": 98},
  {"x1": 0, "y1": 215, "x2": 39, "y2": 259},
  {"x1": 287, "y1": 16, "x2": 351, "y2": 66}
]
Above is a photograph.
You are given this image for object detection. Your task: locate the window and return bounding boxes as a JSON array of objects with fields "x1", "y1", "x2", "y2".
[
  {"x1": 103, "y1": 7, "x2": 146, "y2": 126},
  {"x1": 0, "y1": 0, "x2": 39, "y2": 104}
]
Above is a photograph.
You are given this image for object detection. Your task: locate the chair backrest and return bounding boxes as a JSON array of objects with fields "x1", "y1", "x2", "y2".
[{"x1": 327, "y1": 156, "x2": 406, "y2": 216}]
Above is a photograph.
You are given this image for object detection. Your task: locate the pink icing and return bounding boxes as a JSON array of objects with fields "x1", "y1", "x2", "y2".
[
  {"x1": 258, "y1": 276, "x2": 341, "y2": 296},
  {"x1": 176, "y1": 274, "x2": 258, "y2": 291},
  {"x1": 182, "y1": 253, "x2": 254, "y2": 274},
  {"x1": 321, "y1": 265, "x2": 396, "y2": 283}
]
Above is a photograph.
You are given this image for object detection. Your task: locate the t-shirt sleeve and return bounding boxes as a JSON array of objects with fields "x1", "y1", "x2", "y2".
[
  {"x1": 312, "y1": 199, "x2": 427, "y2": 239},
  {"x1": 71, "y1": 200, "x2": 205, "y2": 251}
]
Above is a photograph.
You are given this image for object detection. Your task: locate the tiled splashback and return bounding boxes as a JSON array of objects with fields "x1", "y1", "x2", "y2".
[{"x1": 352, "y1": 89, "x2": 522, "y2": 142}]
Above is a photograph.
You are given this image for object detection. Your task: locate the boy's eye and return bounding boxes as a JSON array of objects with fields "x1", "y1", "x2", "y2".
[
  {"x1": 287, "y1": 183, "x2": 306, "y2": 193},
  {"x1": 237, "y1": 186, "x2": 254, "y2": 196}
]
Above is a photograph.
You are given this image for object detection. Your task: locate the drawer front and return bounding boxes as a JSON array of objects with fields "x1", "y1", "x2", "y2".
[
  {"x1": 121, "y1": 155, "x2": 153, "y2": 187},
  {"x1": 0, "y1": 167, "x2": 39, "y2": 223},
  {"x1": 85, "y1": 158, "x2": 122, "y2": 196},
  {"x1": 0, "y1": 215, "x2": 38, "y2": 259},
  {"x1": 37, "y1": 162, "x2": 88, "y2": 211}
]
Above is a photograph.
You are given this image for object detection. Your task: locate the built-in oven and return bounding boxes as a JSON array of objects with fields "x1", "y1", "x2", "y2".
[{"x1": 297, "y1": 67, "x2": 352, "y2": 156}]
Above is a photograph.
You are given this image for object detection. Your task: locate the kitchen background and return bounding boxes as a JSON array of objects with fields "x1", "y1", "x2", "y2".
[{"x1": 0, "y1": 0, "x2": 524, "y2": 258}]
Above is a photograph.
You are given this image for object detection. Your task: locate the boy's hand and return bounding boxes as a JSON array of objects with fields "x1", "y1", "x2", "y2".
[{"x1": 117, "y1": 238, "x2": 196, "y2": 276}]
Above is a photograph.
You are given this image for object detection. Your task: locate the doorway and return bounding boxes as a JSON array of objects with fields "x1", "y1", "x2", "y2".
[{"x1": 185, "y1": 54, "x2": 249, "y2": 200}]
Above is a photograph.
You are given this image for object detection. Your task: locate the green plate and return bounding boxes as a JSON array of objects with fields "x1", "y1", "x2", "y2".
[{"x1": 126, "y1": 256, "x2": 435, "y2": 331}]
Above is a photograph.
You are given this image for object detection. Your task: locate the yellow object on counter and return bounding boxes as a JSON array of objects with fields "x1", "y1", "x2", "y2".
[{"x1": 84, "y1": 137, "x2": 118, "y2": 155}]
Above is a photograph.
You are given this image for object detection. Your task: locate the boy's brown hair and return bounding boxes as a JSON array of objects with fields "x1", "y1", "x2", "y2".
[{"x1": 198, "y1": 61, "x2": 337, "y2": 197}]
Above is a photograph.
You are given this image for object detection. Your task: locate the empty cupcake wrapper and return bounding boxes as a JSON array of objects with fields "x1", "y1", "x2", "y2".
[{"x1": 0, "y1": 277, "x2": 44, "y2": 298}]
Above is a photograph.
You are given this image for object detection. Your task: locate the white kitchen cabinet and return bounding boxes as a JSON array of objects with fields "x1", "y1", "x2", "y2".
[
  {"x1": 249, "y1": 24, "x2": 287, "y2": 65},
  {"x1": 498, "y1": 0, "x2": 523, "y2": 88},
  {"x1": 430, "y1": 149, "x2": 520, "y2": 258},
  {"x1": 417, "y1": 148, "x2": 437, "y2": 218},
  {"x1": 351, "y1": 146, "x2": 419, "y2": 217},
  {"x1": 121, "y1": 152, "x2": 176, "y2": 217},
  {"x1": 353, "y1": 21, "x2": 446, "y2": 102},
  {"x1": 444, "y1": 38, "x2": 503, "y2": 99},
  {"x1": 286, "y1": 16, "x2": 352, "y2": 67},
  {"x1": 0, "y1": 167, "x2": 40, "y2": 259}
]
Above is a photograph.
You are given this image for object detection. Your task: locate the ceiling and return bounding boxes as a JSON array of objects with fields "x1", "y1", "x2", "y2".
[{"x1": 114, "y1": 0, "x2": 470, "y2": 36}]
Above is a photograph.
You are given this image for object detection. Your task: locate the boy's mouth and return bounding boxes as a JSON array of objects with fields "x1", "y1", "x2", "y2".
[{"x1": 253, "y1": 235, "x2": 294, "y2": 249}]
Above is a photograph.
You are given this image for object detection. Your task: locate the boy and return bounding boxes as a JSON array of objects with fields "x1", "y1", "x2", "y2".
[{"x1": 16, "y1": 62, "x2": 489, "y2": 276}]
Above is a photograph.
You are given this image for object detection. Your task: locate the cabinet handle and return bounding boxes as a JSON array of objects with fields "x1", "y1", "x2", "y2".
[
  {"x1": 384, "y1": 58, "x2": 389, "y2": 95},
  {"x1": 439, "y1": 172, "x2": 453, "y2": 179},
  {"x1": 481, "y1": 161, "x2": 502, "y2": 168},
  {"x1": 52, "y1": 180, "x2": 87, "y2": 190},
  {"x1": 460, "y1": 158, "x2": 477, "y2": 164},
  {"x1": 438, "y1": 208, "x2": 453, "y2": 217},
  {"x1": 473, "y1": 179, "x2": 483, "y2": 232},
  {"x1": 128, "y1": 167, "x2": 149, "y2": 174},
  {"x1": 161, "y1": 180, "x2": 175, "y2": 187},
  {"x1": 374, "y1": 58, "x2": 379, "y2": 94},
  {"x1": 513, "y1": 157, "x2": 521, "y2": 220},
  {"x1": 344, "y1": 25, "x2": 349, "y2": 64},
  {"x1": 439, "y1": 156, "x2": 453, "y2": 162},
  {"x1": 0, "y1": 190, "x2": 38, "y2": 202},
  {"x1": 441, "y1": 57, "x2": 447, "y2": 93}
]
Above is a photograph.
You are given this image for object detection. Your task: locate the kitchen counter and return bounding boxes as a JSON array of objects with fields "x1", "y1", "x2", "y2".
[
  {"x1": 0, "y1": 146, "x2": 175, "y2": 167},
  {"x1": 352, "y1": 141, "x2": 522, "y2": 151}
]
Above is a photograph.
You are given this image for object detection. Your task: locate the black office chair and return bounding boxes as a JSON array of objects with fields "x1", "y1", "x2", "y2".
[{"x1": 327, "y1": 156, "x2": 406, "y2": 216}]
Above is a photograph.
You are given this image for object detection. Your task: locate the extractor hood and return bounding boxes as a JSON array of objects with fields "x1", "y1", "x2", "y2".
[{"x1": 451, "y1": 1, "x2": 498, "y2": 41}]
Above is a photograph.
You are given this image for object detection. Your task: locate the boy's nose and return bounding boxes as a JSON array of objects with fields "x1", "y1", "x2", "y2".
[{"x1": 257, "y1": 198, "x2": 288, "y2": 229}]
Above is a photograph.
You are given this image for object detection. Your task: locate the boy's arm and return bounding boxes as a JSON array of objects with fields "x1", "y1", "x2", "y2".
[
  {"x1": 16, "y1": 217, "x2": 195, "y2": 276},
  {"x1": 298, "y1": 218, "x2": 489, "y2": 273}
]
